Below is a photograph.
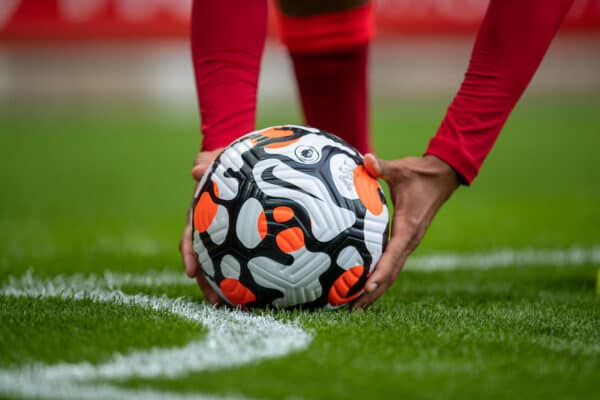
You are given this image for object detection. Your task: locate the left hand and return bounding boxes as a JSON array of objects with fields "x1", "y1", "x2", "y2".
[
  {"x1": 353, "y1": 154, "x2": 460, "y2": 310},
  {"x1": 180, "y1": 148, "x2": 224, "y2": 305}
]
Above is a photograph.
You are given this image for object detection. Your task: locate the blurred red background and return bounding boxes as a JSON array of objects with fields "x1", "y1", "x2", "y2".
[{"x1": 1, "y1": 0, "x2": 599, "y2": 41}]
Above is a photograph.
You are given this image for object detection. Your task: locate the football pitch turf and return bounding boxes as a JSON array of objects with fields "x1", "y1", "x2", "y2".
[{"x1": 1, "y1": 94, "x2": 599, "y2": 399}]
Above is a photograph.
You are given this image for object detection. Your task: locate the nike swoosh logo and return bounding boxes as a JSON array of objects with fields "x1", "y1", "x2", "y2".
[{"x1": 260, "y1": 165, "x2": 321, "y2": 200}]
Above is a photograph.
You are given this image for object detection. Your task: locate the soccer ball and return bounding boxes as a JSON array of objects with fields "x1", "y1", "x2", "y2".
[{"x1": 192, "y1": 125, "x2": 389, "y2": 309}]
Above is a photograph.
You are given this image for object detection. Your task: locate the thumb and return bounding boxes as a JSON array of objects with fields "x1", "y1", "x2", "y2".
[
  {"x1": 363, "y1": 153, "x2": 382, "y2": 178},
  {"x1": 191, "y1": 164, "x2": 208, "y2": 181},
  {"x1": 192, "y1": 148, "x2": 224, "y2": 181},
  {"x1": 364, "y1": 153, "x2": 394, "y2": 181}
]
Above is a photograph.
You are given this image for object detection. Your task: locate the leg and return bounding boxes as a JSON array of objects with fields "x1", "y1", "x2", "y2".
[
  {"x1": 191, "y1": 0, "x2": 268, "y2": 151},
  {"x1": 275, "y1": 0, "x2": 374, "y2": 154}
]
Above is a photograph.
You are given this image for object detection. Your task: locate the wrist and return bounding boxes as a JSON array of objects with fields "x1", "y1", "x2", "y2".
[{"x1": 423, "y1": 154, "x2": 461, "y2": 191}]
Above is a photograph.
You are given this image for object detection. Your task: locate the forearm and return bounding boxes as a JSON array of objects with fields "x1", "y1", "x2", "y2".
[
  {"x1": 425, "y1": 0, "x2": 574, "y2": 184},
  {"x1": 191, "y1": 0, "x2": 267, "y2": 151}
]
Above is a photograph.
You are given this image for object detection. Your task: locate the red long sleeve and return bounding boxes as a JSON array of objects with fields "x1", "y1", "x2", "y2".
[
  {"x1": 191, "y1": 0, "x2": 267, "y2": 151},
  {"x1": 425, "y1": 0, "x2": 574, "y2": 184}
]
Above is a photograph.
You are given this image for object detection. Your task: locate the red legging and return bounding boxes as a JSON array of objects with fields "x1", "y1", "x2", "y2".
[
  {"x1": 191, "y1": 0, "x2": 574, "y2": 183},
  {"x1": 190, "y1": 0, "x2": 267, "y2": 152}
]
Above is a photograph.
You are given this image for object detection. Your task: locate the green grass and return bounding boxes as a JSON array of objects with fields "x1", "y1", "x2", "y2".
[
  {"x1": 1, "y1": 93, "x2": 599, "y2": 399},
  {"x1": 0, "y1": 296, "x2": 203, "y2": 366}
]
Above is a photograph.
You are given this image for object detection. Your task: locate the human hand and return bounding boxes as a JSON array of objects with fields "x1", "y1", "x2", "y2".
[
  {"x1": 353, "y1": 154, "x2": 460, "y2": 309},
  {"x1": 179, "y1": 147, "x2": 224, "y2": 305}
]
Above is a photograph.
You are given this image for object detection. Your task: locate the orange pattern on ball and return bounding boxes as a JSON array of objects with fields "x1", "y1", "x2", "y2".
[
  {"x1": 220, "y1": 278, "x2": 256, "y2": 305},
  {"x1": 260, "y1": 127, "x2": 294, "y2": 139},
  {"x1": 353, "y1": 165, "x2": 383, "y2": 215},
  {"x1": 275, "y1": 227, "x2": 305, "y2": 253},
  {"x1": 260, "y1": 127, "x2": 300, "y2": 149},
  {"x1": 264, "y1": 138, "x2": 301, "y2": 149},
  {"x1": 193, "y1": 180, "x2": 219, "y2": 233},
  {"x1": 257, "y1": 210, "x2": 268, "y2": 240},
  {"x1": 273, "y1": 206, "x2": 295, "y2": 223},
  {"x1": 328, "y1": 265, "x2": 365, "y2": 306}
]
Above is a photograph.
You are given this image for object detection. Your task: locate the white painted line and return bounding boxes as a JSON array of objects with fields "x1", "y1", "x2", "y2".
[
  {"x1": 0, "y1": 273, "x2": 313, "y2": 400},
  {"x1": 406, "y1": 246, "x2": 600, "y2": 271}
]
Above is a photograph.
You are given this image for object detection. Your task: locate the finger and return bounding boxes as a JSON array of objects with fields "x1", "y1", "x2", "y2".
[
  {"x1": 352, "y1": 254, "x2": 396, "y2": 309},
  {"x1": 356, "y1": 248, "x2": 410, "y2": 309},
  {"x1": 191, "y1": 164, "x2": 208, "y2": 181},
  {"x1": 363, "y1": 153, "x2": 382, "y2": 178},
  {"x1": 357, "y1": 239, "x2": 414, "y2": 310},
  {"x1": 182, "y1": 221, "x2": 222, "y2": 305},
  {"x1": 352, "y1": 230, "x2": 414, "y2": 310},
  {"x1": 192, "y1": 148, "x2": 224, "y2": 180},
  {"x1": 364, "y1": 153, "x2": 396, "y2": 183},
  {"x1": 181, "y1": 225, "x2": 199, "y2": 278},
  {"x1": 352, "y1": 252, "x2": 396, "y2": 310},
  {"x1": 196, "y1": 274, "x2": 222, "y2": 305},
  {"x1": 366, "y1": 221, "x2": 415, "y2": 292},
  {"x1": 194, "y1": 147, "x2": 223, "y2": 163}
]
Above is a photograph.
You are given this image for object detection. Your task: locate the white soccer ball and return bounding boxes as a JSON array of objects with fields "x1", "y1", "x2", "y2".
[{"x1": 192, "y1": 125, "x2": 389, "y2": 309}]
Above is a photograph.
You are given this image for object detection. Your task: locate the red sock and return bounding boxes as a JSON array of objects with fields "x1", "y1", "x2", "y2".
[
  {"x1": 425, "y1": 0, "x2": 574, "y2": 184},
  {"x1": 191, "y1": 0, "x2": 267, "y2": 151},
  {"x1": 290, "y1": 44, "x2": 371, "y2": 154},
  {"x1": 276, "y1": 3, "x2": 374, "y2": 154}
]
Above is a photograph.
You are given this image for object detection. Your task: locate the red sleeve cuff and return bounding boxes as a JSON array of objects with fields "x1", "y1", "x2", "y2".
[{"x1": 424, "y1": 136, "x2": 479, "y2": 185}]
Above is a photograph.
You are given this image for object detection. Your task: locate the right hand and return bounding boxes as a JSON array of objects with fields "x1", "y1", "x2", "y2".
[
  {"x1": 179, "y1": 148, "x2": 224, "y2": 305},
  {"x1": 352, "y1": 154, "x2": 459, "y2": 309}
]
